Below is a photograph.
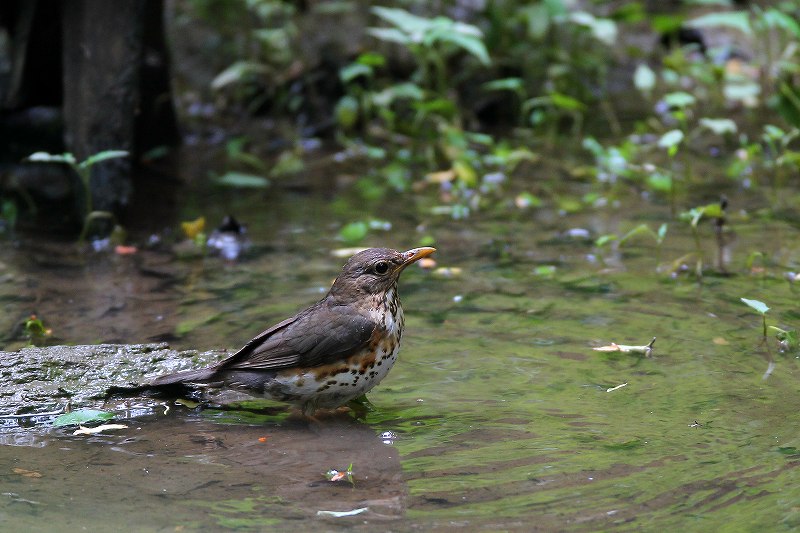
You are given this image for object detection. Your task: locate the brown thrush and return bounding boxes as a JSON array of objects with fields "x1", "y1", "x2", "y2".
[{"x1": 149, "y1": 247, "x2": 435, "y2": 414}]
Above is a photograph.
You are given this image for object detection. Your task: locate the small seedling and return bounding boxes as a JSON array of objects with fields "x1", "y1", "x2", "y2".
[
  {"x1": 24, "y1": 314, "x2": 51, "y2": 345},
  {"x1": 740, "y1": 298, "x2": 769, "y2": 338},
  {"x1": 26, "y1": 150, "x2": 128, "y2": 242}
]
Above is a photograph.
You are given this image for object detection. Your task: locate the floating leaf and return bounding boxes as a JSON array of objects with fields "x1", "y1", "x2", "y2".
[
  {"x1": 13, "y1": 468, "x2": 42, "y2": 478},
  {"x1": 53, "y1": 409, "x2": 115, "y2": 427},
  {"x1": 317, "y1": 508, "x2": 368, "y2": 518},
  {"x1": 73, "y1": 424, "x2": 128, "y2": 436}
]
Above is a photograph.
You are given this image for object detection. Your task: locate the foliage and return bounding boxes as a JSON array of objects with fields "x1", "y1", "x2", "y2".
[
  {"x1": 174, "y1": 0, "x2": 800, "y2": 231},
  {"x1": 25, "y1": 150, "x2": 129, "y2": 242}
]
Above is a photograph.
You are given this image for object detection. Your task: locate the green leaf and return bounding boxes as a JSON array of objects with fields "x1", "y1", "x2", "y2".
[
  {"x1": 699, "y1": 118, "x2": 737, "y2": 135},
  {"x1": 372, "y1": 83, "x2": 424, "y2": 107},
  {"x1": 634, "y1": 64, "x2": 656, "y2": 93},
  {"x1": 595, "y1": 234, "x2": 617, "y2": 247},
  {"x1": 366, "y1": 27, "x2": 411, "y2": 45},
  {"x1": 522, "y1": 4, "x2": 551, "y2": 39},
  {"x1": 658, "y1": 129, "x2": 684, "y2": 150},
  {"x1": 549, "y1": 92, "x2": 586, "y2": 111},
  {"x1": 724, "y1": 81, "x2": 760, "y2": 103},
  {"x1": 688, "y1": 11, "x2": 752, "y2": 34},
  {"x1": 647, "y1": 172, "x2": 673, "y2": 192},
  {"x1": 762, "y1": 8, "x2": 800, "y2": 37},
  {"x1": 339, "y1": 221, "x2": 368, "y2": 244},
  {"x1": 741, "y1": 298, "x2": 769, "y2": 315},
  {"x1": 371, "y1": 6, "x2": 431, "y2": 34},
  {"x1": 335, "y1": 95, "x2": 359, "y2": 129},
  {"x1": 214, "y1": 172, "x2": 270, "y2": 188},
  {"x1": 340, "y1": 63, "x2": 373, "y2": 83},
  {"x1": 356, "y1": 52, "x2": 386, "y2": 67},
  {"x1": 657, "y1": 223, "x2": 668, "y2": 243},
  {"x1": 663, "y1": 91, "x2": 696, "y2": 108},
  {"x1": 270, "y1": 150, "x2": 305, "y2": 177},
  {"x1": 569, "y1": 12, "x2": 618, "y2": 46},
  {"x1": 26, "y1": 152, "x2": 77, "y2": 166},
  {"x1": 211, "y1": 61, "x2": 269, "y2": 90},
  {"x1": 483, "y1": 78, "x2": 524, "y2": 93},
  {"x1": 762, "y1": 124, "x2": 785, "y2": 140},
  {"x1": 53, "y1": 409, "x2": 115, "y2": 427},
  {"x1": 438, "y1": 31, "x2": 491, "y2": 65}
]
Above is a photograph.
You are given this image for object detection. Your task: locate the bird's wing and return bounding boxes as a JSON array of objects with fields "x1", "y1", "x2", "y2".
[{"x1": 216, "y1": 303, "x2": 378, "y2": 372}]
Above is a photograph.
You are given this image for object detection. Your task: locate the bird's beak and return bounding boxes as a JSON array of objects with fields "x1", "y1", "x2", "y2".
[{"x1": 400, "y1": 247, "x2": 436, "y2": 268}]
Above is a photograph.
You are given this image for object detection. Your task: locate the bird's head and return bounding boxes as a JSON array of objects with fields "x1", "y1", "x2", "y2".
[{"x1": 329, "y1": 247, "x2": 436, "y2": 300}]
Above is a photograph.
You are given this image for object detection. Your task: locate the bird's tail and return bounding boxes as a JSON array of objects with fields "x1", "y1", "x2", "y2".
[
  {"x1": 106, "y1": 367, "x2": 219, "y2": 398},
  {"x1": 149, "y1": 367, "x2": 219, "y2": 386}
]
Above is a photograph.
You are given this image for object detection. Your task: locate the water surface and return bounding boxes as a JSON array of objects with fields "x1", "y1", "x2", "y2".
[{"x1": 1, "y1": 147, "x2": 799, "y2": 531}]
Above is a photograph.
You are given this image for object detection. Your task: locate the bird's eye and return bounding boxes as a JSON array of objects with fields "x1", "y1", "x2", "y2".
[{"x1": 373, "y1": 261, "x2": 390, "y2": 275}]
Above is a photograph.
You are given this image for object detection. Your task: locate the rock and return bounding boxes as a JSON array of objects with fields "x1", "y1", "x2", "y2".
[{"x1": 0, "y1": 343, "x2": 227, "y2": 424}]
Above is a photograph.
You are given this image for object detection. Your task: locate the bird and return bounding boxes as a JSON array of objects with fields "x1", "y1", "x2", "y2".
[{"x1": 145, "y1": 247, "x2": 435, "y2": 415}]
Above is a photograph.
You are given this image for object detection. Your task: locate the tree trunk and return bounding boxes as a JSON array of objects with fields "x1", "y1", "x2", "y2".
[{"x1": 61, "y1": 0, "x2": 144, "y2": 213}]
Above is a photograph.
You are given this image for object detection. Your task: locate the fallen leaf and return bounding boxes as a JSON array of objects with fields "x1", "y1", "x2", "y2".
[
  {"x1": 317, "y1": 507, "x2": 368, "y2": 518},
  {"x1": 593, "y1": 337, "x2": 656, "y2": 357},
  {"x1": 72, "y1": 424, "x2": 128, "y2": 436},
  {"x1": 13, "y1": 468, "x2": 42, "y2": 478},
  {"x1": 713, "y1": 337, "x2": 729, "y2": 345}
]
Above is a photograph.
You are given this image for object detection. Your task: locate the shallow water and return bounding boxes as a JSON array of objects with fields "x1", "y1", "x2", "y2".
[{"x1": 1, "y1": 147, "x2": 799, "y2": 531}]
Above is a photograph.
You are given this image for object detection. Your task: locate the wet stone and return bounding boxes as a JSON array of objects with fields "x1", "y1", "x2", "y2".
[{"x1": 0, "y1": 343, "x2": 227, "y2": 425}]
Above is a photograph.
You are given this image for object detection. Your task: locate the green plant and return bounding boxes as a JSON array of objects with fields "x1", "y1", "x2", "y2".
[
  {"x1": 368, "y1": 6, "x2": 490, "y2": 94},
  {"x1": 678, "y1": 201, "x2": 725, "y2": 278},
  {"x1": 24, "y1": 314, "x2": 51, "y2": 345},
  {"x1": 25, "y1": 150, "x2": 129, "y2": 241},
  {"x1": 0, "y1": 198, "x2": 18, "y2": 232},
  {"x1": 741, "y1": 298, "x2": 769, "y2": 339}
]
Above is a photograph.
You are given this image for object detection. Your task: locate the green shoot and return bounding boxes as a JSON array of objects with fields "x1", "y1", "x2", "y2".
[{"x1": 740, "y1": 298, "x2": 770, "y2": 338}]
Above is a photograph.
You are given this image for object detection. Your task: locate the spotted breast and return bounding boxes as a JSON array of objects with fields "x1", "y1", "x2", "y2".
[{"x1": 267, "y1": 285, "x2": 404, "y2": 412}]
